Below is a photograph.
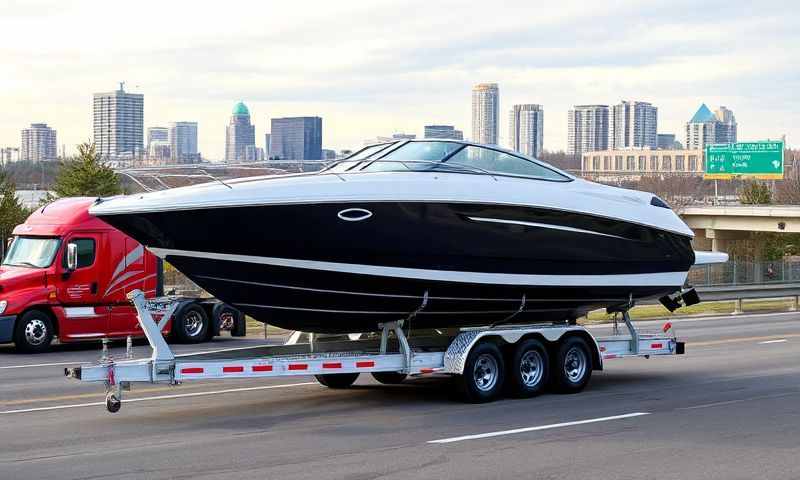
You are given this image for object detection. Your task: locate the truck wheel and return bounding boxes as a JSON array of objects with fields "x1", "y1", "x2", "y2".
[
  {"x1": 456, "y1": 341, "x2": 505, "y2": 403},
  {"x1": 315, "y1": 373, "x2": 359, "y2": 389},
  {"x1": 173, "y1": 304, "x2": 209, "y2": 344},
  {"x1": 552, "y1": 337, "x2": 592, "y2": 394},
  {"x1": 371, "y1": 372, "x2": 407, "y2": 385},
  {"x1": 506, "y1": 338, "x2": 549, "y2": 398},
  {"x1": 14, "y1": 310, "x2": 54, "y2": 353},
  {"x1": 213, "y1": 303, "x2": 244, "y2": 337}
]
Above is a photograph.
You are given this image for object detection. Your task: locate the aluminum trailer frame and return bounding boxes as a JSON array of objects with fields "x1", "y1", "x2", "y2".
[{"x1": 65, "y1": 290, "x2": 684, "y2": 413}]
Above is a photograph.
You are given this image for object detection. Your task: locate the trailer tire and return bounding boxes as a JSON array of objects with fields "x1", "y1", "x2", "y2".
[
  {"x1": 315, "y1": 373, "x2": 360, "y2": 389},
  {"x1": 552, "y1": 336, "x2": 592, "y2": 394},
  {"x1": 371, "y1": 372, "x2": 407, "y2": 385},
  {"x1": 173, "y1": 303, "x2": 209, "y2": 344},
  {"x1": 14, "y1": 310, "x2": 54, "y2": 353},
  {"x1": 506, "y1": 338, "x2": 549, "y2": 398},
  {"x1": 456, "y1": 341, "x2": 505, "y2": 403},
  {"x1": 211, "y1": 303, "x2": 241, "y2": 338}
]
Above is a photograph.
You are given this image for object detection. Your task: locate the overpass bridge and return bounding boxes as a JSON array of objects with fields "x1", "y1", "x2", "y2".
[{"x1": 682, "y1": 205, "x2": 800, "y2": 251}]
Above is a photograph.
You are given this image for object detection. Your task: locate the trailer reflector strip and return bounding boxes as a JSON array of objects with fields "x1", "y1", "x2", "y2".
[
  {"x1": 356, "y1": 361, "x2": 375, "y2": 368},
  {"x1": 322, "y1": 362, "x2": 342, "y2": 369},
  {"x1": 650, "y1": 343, "x2": 663, "y2": 349},
  {"x1": 288, "y1": 364, "x2": 308, "y2": 371},
  {"x1": 252, "y1": 365, "x2": 273, "y2": 372},
  {"x1": 181, "y1": 367, "x2": 204, "y2": 374},
  {"x1": 223, "y1": 366, "x2": 244, "y2": 373}
]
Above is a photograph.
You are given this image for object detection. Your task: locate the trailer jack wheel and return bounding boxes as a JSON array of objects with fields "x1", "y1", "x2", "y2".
[{"x1": 105, "y1": 391, "x2": 122, "y2": 413}]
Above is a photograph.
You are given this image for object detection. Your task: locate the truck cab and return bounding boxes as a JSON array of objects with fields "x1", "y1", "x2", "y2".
[{"x1": 0, "y1": 197, "x2": 243, "y2": 353}]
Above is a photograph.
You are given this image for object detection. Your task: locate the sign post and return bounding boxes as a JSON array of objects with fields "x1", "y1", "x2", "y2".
[{"x1": 704, "y1": 141, "x2": 784, "y2": 180}]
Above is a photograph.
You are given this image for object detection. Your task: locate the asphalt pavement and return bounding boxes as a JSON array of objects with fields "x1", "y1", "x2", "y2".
[{"x1": 0, "y1": 312, "x2": 798, "y2": 479}]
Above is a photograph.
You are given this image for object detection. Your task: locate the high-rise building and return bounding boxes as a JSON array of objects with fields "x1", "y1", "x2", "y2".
[
  {"x1": 148, "y1": 141, "x2": 171, "y2": 163},
  {"x1": 265, "y1": 133, "x2": 271, "y2": 159},
  {"x1": 322, "y1": 149, "x2": 337, "y2": 160},
  {"x1": 424, "y1": 125, "x2": 464, "y2": 140},
  {"x1": 169, "y1": 121, "x2": 199, "y2": 163},
  {"x1": 508, "y1": 104, "x2": 544, "y2": 158},
  {"x1": 245, "y1": 145, "x2": 264, "y2": 162},
  {"x1": 609, "y1": 101, "x2": 657, "y2": 149},
  {"x1": 225, "y1": 101, "x2": 256, "y2": 162},
  {"x1": 472, "y1": 83, "x2": 499, "y2": 145},
  {"x1": 93, "y1": 83, "x2": 144, "y2": 159},
  {"x1": 685, "y1": 104, "x2": 737, "y2": 151},
  {"x1": 657, "y1": 133, "x2": 680, "y2": 150},
  {"x1": 270, "y1": 117, "x2": 323, "y2": 160},
  {"x1": 147, "y1": 127, "x2": 168, "y2": 149},
  {"x1": 20, "y1": 123, "x2": 57, "y2": 162},
  {"x1": 567, "y1": 105, "x2": 609, "y2": 156}
]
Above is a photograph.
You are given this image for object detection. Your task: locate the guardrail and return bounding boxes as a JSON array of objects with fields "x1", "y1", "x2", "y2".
[
  {"x1": 638, "y1": 283, "x2": 800, "y2": 314},
  {"x1": 689, "y1": 260, "x2": 800, "y2": 287}
]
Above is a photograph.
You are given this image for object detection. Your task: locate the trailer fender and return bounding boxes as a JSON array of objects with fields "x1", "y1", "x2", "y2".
[{"x1": 442, "y1": 326, "x2": 603, "y2": 374}]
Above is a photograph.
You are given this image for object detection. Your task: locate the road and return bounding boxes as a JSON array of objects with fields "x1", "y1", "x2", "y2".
[{"x1": 0, "y1": 312, "x2": 798, "y2": 479}]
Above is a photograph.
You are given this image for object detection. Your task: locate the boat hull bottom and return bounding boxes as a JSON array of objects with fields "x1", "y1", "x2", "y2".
[{"x1": 165, "y1": 255, "x2": 681, "y2": 333}]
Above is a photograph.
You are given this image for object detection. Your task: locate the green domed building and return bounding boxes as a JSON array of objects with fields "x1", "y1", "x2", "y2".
[{"x1": 225, "y1": 101, "x2": 256, "y2": 162}]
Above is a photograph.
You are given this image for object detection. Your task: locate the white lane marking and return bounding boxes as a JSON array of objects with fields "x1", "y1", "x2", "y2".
[
  {"x1": 0, "y1": 382, "x2": 317, "y2": 415},
  {"x1": 428, "y1": 412, "x2": 650, "y2": 444},
  {"x1": 758, "y1": 339, "x2": 788, "y2": 345},
  {"x1": 0, "y1": 361, "x2": 91, "y2": 370}
]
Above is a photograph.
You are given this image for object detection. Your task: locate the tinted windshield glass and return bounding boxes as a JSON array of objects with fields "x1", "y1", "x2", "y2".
[
  {"x1": 327, "y1": 143, "x2": 397, "y2": 173},
  {"x1": 360, "y1": 142, "x2": 463, "y2": 172},
  {"x1": 3, "y1": 237, "x2": 61, "y2": 268},
  {"x1": 447, "y1": 146, "x2": 569, "y2": 181}
]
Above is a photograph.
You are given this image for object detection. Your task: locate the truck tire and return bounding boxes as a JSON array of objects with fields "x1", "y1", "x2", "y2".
[
  {"x1": 315, "y1": 373, "x2": 359, "y2": 389},
  {"x1": 211, "y1": 303, "x2": 242, "y2": 338},
  {"x1": 456, "y1": 341, "x2": 505, "y2": 403},
  {"x1": 173, "y1": 303, "x2": 209, "y2": 344},
  {"x1": 14, "y1": 310, "x2": 54, "y2": 353},
  {"x1": 552, "y1": 336, "x2": 592, "y2": 394},
  {"x1": 506, "y1": 338, "x2": 549, "y2": 398},
  {"x1": 371, "y1": 372, "x2": 407, "y2": 385}
]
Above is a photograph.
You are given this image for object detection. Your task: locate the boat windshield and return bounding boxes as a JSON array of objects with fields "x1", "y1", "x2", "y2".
[
  {"x1": 2, "y1": 236, "x2": 61, "y2": 268},
  {"x1": 356, "y1": 141, "x2": 570, "y2": 181},
  {"x1": 325, "y1": 142, "x2": 398, "y2": 173}
]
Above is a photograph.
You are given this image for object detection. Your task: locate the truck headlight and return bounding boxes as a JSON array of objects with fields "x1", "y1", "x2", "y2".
[{"x1": 0, "y1": 300, "x2": 7, "y2": 315}]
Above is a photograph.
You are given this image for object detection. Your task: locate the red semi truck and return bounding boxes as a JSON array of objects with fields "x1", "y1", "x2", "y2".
[{"x1": 0, "y1": 197, "x2": 244, "y2": 353}]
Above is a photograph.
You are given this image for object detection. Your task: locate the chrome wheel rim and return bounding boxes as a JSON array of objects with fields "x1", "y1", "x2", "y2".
[
  {"x1": 564, "y1": 346, "x2": 587, "y2": 383},
  {"x1": 473, "y1": 353, "x2": 499, "y2": 392},
  {"x1": 520, "y1": 350, "x2": 544, "y2": 387},
  {"x1": 25, "y1": 319, "x2": 48, "y2": 346},
  {"x1": 184, "y1": 312, "x2": 204, "y2": 337}
]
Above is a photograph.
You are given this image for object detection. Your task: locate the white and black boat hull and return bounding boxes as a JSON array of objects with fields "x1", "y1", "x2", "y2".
[{"x1": 96, "y1": 201, "x2": 694, "y2": 333}]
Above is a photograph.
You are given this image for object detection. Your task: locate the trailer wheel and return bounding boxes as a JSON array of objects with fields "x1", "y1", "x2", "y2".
[
  {"x1": 552, "y1": 336, "x2": 592, "y2": 394},
  {"x1": 371, "y1": 372, "x2": 407, "y2": 385},
  {"x1": 506, "y1": 338, "x2": 549, "y2": 398},
  {"x1": 173, "y1": 304, "x2": 209, "y2": 344},
  {"x1": 315, "y1": 373, "x2": 359, "y2": 389},
  {"x1": 105, "y1": 392, "x2": 121, "y2": 413},
  {"x1": 14, "y1": 310, "x2": 54, "y2": 353},
  {"x1": 456, "y1": 341, "x2": 505, "y2": 403}
]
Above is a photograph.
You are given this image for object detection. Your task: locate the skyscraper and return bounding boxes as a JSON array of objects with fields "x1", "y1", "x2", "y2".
[
  {"x1": 225, "y1": 102, "x2": 256, "y2": 162},
  {"x1": 20, "y1": 123, "x2": 57, "y2": 162},
  {"x1": 270, "y1": 117, "x2": 323, "y2": 160},
  {"x1": 508, "y1": 104, "x2": 544, "y2": 158},
  {"x1": 472, "y1": 83, "x2": 499, "y2": 145},
  {"x1": 265, "y1": 133, "x2": 271, "y2": 159},
  {"x1": 685, "y1": 104, "x2": 737, "y2": 151},
  {"x1": 93, "y1": 83, "x2": 144, "y2": 159},
  {"x1": 169, "y1": 121, "x2": 199, "y2": 163},
  {"x1": 609, "y1": 101, "x2": 657, "y2": 149},
  {"x1": 567, "y1": 105, "x2": 609, "y2": 156},
  {"x1": 147, "y1": 127, "x2": 168, "y2": 148},
  {"x1": 424, "y1": 125, "x2": 464, "y2": 140}
]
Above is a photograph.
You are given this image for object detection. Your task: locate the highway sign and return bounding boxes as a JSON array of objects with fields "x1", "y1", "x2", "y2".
[{"x1": 705, "y1": 141, "x2": 784, "y2": 179}]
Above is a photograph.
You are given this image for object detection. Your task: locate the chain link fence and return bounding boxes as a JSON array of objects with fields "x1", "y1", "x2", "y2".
[{"x1": 689, "y1": 260, "x2": 800, "y2": 286}]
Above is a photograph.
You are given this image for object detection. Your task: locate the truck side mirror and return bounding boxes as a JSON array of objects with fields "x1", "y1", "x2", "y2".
[{"x1": 66, "y1": 243, "x2": 78, "y2": 271}]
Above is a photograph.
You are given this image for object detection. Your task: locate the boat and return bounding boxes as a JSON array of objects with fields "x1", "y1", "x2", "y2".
[{"x1": 90, "y1": 139, "x2": 718, "y2": 333}]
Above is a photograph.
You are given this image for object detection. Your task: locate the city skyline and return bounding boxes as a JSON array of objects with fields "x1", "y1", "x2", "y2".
[{"x1": 1, "y1": 1, "x2": 798, "y2": 158}]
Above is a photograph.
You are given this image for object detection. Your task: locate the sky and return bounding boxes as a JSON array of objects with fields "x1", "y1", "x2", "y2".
[{"x1": 1, "y1": 0, "x2": 798, "y2": 159}]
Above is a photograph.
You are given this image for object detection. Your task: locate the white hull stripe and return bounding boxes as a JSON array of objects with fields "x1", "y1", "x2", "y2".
[
  {"x1": 468, "y1": 216, "x2": 629, "y2": 241},
  {"x1": 150, "y1": 248, "x2": 688, "y2": 287}
]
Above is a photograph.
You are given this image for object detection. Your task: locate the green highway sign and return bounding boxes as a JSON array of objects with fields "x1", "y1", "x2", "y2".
[{"x1": 705, "y1": 141, "x2": 784, "y2": 179}]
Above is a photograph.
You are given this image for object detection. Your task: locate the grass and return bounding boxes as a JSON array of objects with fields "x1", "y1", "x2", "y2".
[{"x1": 241, "y1": 298, "x2": 798, "y2": 336}]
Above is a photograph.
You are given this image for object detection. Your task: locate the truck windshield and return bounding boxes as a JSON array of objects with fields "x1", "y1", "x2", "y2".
[{"x1": 3, "y1": 236, "x2": 61, "y2": 268}]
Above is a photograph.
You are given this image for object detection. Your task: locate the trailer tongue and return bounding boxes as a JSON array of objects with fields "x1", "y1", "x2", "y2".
[{"x1": 65, "y1": 290, "x2": 684, "y2": 413}]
